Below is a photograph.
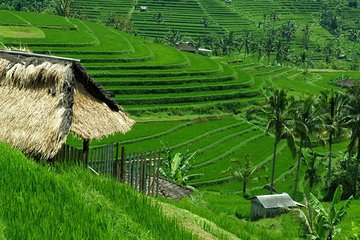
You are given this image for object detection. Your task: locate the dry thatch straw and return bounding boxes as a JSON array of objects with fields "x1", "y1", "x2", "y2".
[{"x1": 0, "y1": 50, "x2": 134, "y2": 159}]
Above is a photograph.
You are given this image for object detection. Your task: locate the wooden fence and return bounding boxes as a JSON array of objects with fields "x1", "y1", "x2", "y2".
[{"x1": 54, "y1": 144, "x2": 162, "y2": 196}]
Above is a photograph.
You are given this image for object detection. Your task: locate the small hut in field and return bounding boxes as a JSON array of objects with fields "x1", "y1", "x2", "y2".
[
  {"x1": 250, "y1": 193, "x2": 304, "y2": 220},
  {"x1": 0, "y1": 50, "x2": 134, "y2": 159}
]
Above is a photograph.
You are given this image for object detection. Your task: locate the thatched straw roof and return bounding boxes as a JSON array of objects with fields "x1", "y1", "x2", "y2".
[{"x1": 0, "y1": 50, "x2": 134, "y2": 159}]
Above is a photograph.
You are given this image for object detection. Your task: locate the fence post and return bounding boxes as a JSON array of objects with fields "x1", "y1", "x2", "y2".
[
  {"x1": 113, "y1": 143, "x2": 119, "y2": 179},
  {"x1": 82, "y1": 139, "x2": 90, "y2": 166},
  {"x1": 120, "y1": 145, "x2": 126, "y2": 182},
  {"x1": 156, "y1": 149, "x2": 162, "y2": 197}
]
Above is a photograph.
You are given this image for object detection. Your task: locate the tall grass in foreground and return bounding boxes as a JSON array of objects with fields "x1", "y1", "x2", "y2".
[{"x1": 0, "y1": 142, "x2": 194, "y2": 240}]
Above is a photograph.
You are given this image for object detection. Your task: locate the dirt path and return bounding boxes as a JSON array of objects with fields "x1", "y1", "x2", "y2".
[{"x1": 159, "y1": 202, "x2": 240, "y2": 240}]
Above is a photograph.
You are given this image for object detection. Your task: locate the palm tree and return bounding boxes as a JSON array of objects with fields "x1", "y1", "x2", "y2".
[
  {"x1": 239, "y1": 31, "x2": 255, "y2": 60},
  {"x1": 323, "y1": 40, "x2": 334, "y2": 65},
  {"x1": 153, "y1": 12, "x2": 164, "y2": 24},
  {"x1": 301, "y1": 24, "x2": 311, "y2": 50},
  {"x1": 298, "y1": 51, "x2": 310, "y2": 73},
  {"x1": 344, "y1": 84, "x2": 360, "y2": 197},
  {"x1": 317, "y1": 90, "x2": 347, "y2": 183},
  {"x1": 275, "y1": 39, "x2": 291, "y2": 65},
  {"x1": 304, "y1": 151, "x2": 322, "y2": 193},
  {"x1": 200, "y1": 17, "x2": 211, "y2": 28},
  {"x1": 289, "y1": 96, "x2": 322, "y2": 199},
  {"x1": 222, "y1": 154, "x2": 257, "y2": 197},
  {"x1": 248, "y1": 87, "x2": 296, "y2": 193},
  {"x1": 348, "y1": 28, "x2": 360, "y2": 43},
  {"x1": 254, "y1": 40, "x2": 264, "y2": 62},
  {"x1": 54, "y1": 0, "x2": 73, "y2": 17},
  {"x1": 263, "y1": 28, "x2": 277, "y2": 64},
  {"x1": 165, "y1": 30, "x2": 183, "y2": 47},
  {"x1": 280, "y1": 20, "x2": 296, "y2": 42}
]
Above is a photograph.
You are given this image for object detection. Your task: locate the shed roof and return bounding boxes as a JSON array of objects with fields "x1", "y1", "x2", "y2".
[
  {"x1": 252, "y1": 193, "x2": 303, "y2": 209},
  {"x1": 176, "y1": 43, "x2": 197, "y2": 53},
  {"x1": 0, "y1": 50, "x2": 134, "y2": 159}
]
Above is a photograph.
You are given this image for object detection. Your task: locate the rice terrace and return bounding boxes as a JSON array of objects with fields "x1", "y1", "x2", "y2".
[{"x1": 0, "y1": 0, "x2": 360, "y2": 239}]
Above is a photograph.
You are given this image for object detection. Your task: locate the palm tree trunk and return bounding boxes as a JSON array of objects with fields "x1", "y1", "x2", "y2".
[
  {"x1": 293, "y1": 140, "x2": 302, "y2": 200},
  {"x1": 243, "y1": 180, "x2": 247, "y2": 197},
  {"x1": 355, "y1": 137, "x2": 360, "y2": 197},
  {"x1": 328, "y1": 130, "x2": 333, "y2": 181},
  {"x1": 347, "y1": 148, "x2": 353, "y2": 169},
  {"x1": 270, "y1": 138, "x2": 278, "y2": 194}
]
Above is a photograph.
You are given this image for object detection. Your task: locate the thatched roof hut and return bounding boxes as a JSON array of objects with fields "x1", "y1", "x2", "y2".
[
  {"x1": 0, "y1": 50, "x2": 134, "y2": 159},
  {"x1": 250, "y1": 193, "x2": 304, "y2": 220}
]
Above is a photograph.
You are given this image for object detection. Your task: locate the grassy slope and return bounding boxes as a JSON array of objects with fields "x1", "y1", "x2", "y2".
[{"x1": 0, "y1": 142, "x2": 194, "y2": 240}]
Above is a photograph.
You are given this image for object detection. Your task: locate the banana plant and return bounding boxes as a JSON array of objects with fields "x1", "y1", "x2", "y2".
[
  {"x1": 160, "y1": 143, "x2": 201, "y2": 186},
  {"x1": 293, "y1": 185, "x2": 352, "y2": 240}
]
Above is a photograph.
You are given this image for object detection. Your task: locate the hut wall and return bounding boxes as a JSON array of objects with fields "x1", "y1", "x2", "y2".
[
  {"x1": 250, "y1": 201, "x2": 287, "y2": 220},
  {"x1": 251, "y1": 201, "x2": 266, "y2": 220},
  {"x1": 264, "y1": 208, "x2": 286, "y2": 219}
]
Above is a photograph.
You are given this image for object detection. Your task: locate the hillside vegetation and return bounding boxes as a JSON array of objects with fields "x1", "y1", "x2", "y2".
[
  {"x1": 0, "y1": 142, "x2": 194, "y2": 239},
  {"x1": 1, "y1": 2, "x2": 360, "y2": 239}
]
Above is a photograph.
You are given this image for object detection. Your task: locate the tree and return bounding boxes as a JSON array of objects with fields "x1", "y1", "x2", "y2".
[
  {"x1": 200, "y1": 17, "x2": 211, "y2": 28},
  {"x1": 275, "y1": 39, "x2": 291, "y2": 65},
  {"x1": 317, "y1": 90, "x2": 347, "y2": 184},
  {"x1": 216, "y1": 31, "x2": 239, "y2": 56},
  {"x1": 248, "y1": 87, "x2": 296, "y2": 194},
  {"x1": 53, "y1": 0, "x2": 73, "y2": 17},
  {"x1": 106, "y1": 14, "x2": 132, "y2": 32},
  {"x1": 301, "y1": 24, "x2": 311, "y2": 50},
  {"x1": 239, "y1": 31, "x2": 255, "y2": 60},
  {"x1": 294, "y1": 185, "x2": 352, "y2": 240},
  {"x1": 304, "y1": 151, "x2": 322, "y2": 193},
  {"x1": 320, "y1": 2, "x2": 343, "y2": 36},
  {"x1": 222, "y1": 154, "x2": 257, "y2": 197},
  {"x1": 289, "y1": 96, "x2": 322, "y2": 199},
  {"x1": 349, "y1": 49, "x2": 360, "y2": 71},
  {"x1": 153, "y1": 12, "x2": 164, "y2": 24},
  {"x1": 296, "y1": 51, "x2": 311, "y2": 73},
  {"x1": 280, "y1": 20, "x2": 296, "y2": 42},
  {"x1": 254, "y1": 40, "x2": 264, "y2": 62},
  {"x1": 270, "y1": 10, "x2": 280, "y2": 21},
  {"x1": 348, "y1": 0, "x2": 358, "y2": 8},
  {"x1": 323, "y1": 40, "x2": 334, "y2": 65},
  {"x1": 165, "y1": 30, "x2": 183, "y2": 47},
  {"x1": 344, "y1": 84, "x2": 360, "y2": 197},
  {"x1": 348, "y1": 28, "x2": 360, "y2": 43},
  {"x1": 263, "y1": 29, "x2": 277, "y2": 64}
]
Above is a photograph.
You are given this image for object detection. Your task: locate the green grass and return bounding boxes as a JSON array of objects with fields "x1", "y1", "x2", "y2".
[
  {"x1": 0, "y1": 26, "x2": 44, "y2": 38},
  {"x1": 0, "y1": 10, "x2": 28, "y2": 25},
  {"x1": 0, "y1": 142, "x2": 194, "y2": 239},
  {"x1": 161, "y1": 191, "x2": 302, "y2": 239}
]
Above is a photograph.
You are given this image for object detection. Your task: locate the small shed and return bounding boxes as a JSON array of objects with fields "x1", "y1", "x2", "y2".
[
  {"x1": 250, "y1": 193, "x2": 304, "y2": 220},
  {"x1": 139, "y1": 6, "x2": 148, "y2": 12},
  {"x1": 176, "y1": 43, "x2": 197, "y2": 53},
  {"x1": 198, "y1": 48, "x2": 212, "y2": 56},
  {"x1": 0, "y1": 50, "x2": 134, "y2": 159}
]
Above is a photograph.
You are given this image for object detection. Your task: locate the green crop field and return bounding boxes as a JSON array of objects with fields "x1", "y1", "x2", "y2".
[
  {"x1": 0, "y1": 142, "x2": 194, "y2": 239},
  {"x1": 0, "y1": 1, "x2": 360, "y2": 239}
]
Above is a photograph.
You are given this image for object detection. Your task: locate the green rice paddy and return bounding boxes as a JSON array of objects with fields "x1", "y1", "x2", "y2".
[{"x1": 0, "y1": 3, "x2": 360, "y2": 239}]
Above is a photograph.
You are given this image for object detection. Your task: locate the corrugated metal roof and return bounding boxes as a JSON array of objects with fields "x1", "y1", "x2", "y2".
[{"x1": 252, "y1": 193, "x2": 298, "y2": 209}]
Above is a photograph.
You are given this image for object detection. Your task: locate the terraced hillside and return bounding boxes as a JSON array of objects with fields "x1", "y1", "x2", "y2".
[
  {"x1": 69, "y1": 0, "x2": 360, "y2": 67},
  {"x1": 72, "y1": 0, "x2": 132, "y2": 21},
  {"x1": 0, "y1": 10, "x2": 267, "y2": 115}
]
